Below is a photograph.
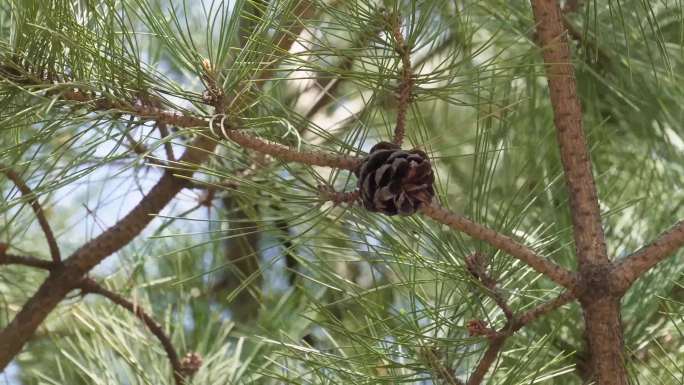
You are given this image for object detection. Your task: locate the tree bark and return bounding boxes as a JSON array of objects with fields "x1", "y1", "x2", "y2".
[
  {"x1": 528, "y1": 1, "x2": 629, "y2": 383},
  {"x1": 582, "y1": 297, "x2": 628, "y2": 385}
]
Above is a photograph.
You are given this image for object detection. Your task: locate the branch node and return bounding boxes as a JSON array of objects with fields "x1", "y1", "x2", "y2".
[
  {"x1": 466, "y1": 320, "x2": 498, "y2": 339},
  {"x1": 318, "y1": 185, "x2": 359, "y2": 206},
  {"x1": 180, "y1": 352, "x2": 203, "y2": 377}
]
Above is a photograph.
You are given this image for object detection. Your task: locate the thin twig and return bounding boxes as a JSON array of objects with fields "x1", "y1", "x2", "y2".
[
  {"x1": 157, "y1": 123, "x2": 176, "y2": 162},
  {"x1": 253, "y1": 0, "x2": 318, "y2": 88},
  {"x1": 1, "y1": 165, "x2": 61, "y2": 263},
  {"x1": 563, "y1": 19, "x2": 611, "y2": 68},
  {"x1": 123, "y1": 130, "x2": 167, "y2": 168},
  {"x1": 78, "y1": 278, "x2": 186, "y2": 385},
  {"x1": 611, "y1": 220, "x2": 684, "y2": 294},
  {"x1": 303, "y1": 13, "x2": 386, "y2": 122},
  {"x1": 465, "y1": 253, "x2": 514, "y2": 321},
  {"x1": 419, "y1": 202, "x2": 576, "y2": 290},
  {"x1": 562, "y1": 0, "x2": 582, "y2": 13},
  {"x1": 530, "y1": 0, "x2": 608, "y2": 269},
  {"x1": 422, "y1": 346, "x2": 465, "y2": 385},
  {"x1": 388, "y1": 13, "x2": 413, "y2": 146},
  {"x1": 463, "y1": 255, "x2": 574, "y2": 385}
]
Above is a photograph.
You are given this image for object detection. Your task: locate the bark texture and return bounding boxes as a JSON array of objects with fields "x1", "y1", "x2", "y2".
[
  {"x1": 529, "y1": 1, "x2": 628, "y2": 383},
  {"x1": 582, "y1": 297, "x2": 628, "y2": 385},
  {"x1": 612, "y1": 220, "x2": 684, "y2": 293},
  {"x1": 530, "y1": 0, "x2": 608, "y2": 269}
]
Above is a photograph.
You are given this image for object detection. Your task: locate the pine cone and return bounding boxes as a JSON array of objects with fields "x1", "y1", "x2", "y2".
[{"x1": 355, "y1": 141, "x2": 434, "y2": 215}]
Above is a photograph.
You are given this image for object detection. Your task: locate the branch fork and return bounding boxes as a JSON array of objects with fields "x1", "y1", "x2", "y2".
[{"x1": 462, "y1": 254, "x2": 574, "y2": 385}]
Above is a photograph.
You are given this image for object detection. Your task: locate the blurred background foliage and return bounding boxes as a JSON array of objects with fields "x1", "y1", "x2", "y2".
[{"x1": 0, "y1": 0, "x2": 683, "y2": 384}]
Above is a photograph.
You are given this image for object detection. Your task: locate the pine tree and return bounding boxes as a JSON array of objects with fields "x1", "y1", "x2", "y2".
[{"x1": 1, "y1": 1, "x2": 683, "y2": 384}]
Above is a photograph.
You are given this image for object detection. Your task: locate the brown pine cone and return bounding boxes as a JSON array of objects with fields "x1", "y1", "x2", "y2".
[{"x1": 355, "y1": 141, "x2": 435, "y2": 215}]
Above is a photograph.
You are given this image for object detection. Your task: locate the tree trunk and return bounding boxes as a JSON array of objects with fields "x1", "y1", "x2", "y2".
[{"x1": 582, "y1": 296, "x2": 629, "y2": 385}]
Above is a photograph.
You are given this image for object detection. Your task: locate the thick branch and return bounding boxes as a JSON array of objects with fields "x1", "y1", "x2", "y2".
[
  {"x1": 78, "y1": 278, "x2": 185, "y2": 385},
  {"x1": 420, "y1": 202, "x2": 576, "y2": 290},
  {"x1": 0, "y1": 253, "x2": 54, "y2": 270},
  {"x1": 1, "y1": 165, "x2": 61, "y2": 262},
  {"x1": 611, "y1": 220, "x2": 684, "y2": 294},
  {"x1": 0, "y1": 135, "x2": 217, "y2": 370},
  {"x1": 530, "y1": 0, "x2": 607, "y2": 268}
]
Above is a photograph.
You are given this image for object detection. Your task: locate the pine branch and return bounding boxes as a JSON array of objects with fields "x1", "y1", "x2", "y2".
[
  {"x1": 59, "y1": 89, "x2": 209, "y2": 128},
  {"x1": 0, "y1": 134, "x2": 218, "y2": 371},
  {"x1": 6, "y1": 66, "x2": 360, "y2": 171},
  {"x1": 530, "y1": 0, "x2": 608, "y2": 269},
  {"x1": 157, "y1": 122, "x2": 176, "y2": 162},
  {"x1": 510, "y1": 290, "x2": 575, "y2": 332},
  {"x1": 465, "y1": 252, "x2": 514, "y2": 321},
  {"x1": 0, "y1": 252, "x2": 54, "y2": 270},
  {"x1": 78, "y1": 278, "x2": 187, "y2": 385},
  {"x1": 466, "y1": 337, "x2": 505, "y2": 385},
  {"x1": 419, "y1": 202, "x2": 576, "y2": 290},
  {"x1": 215, "y1": 124, "x2": 361, "y2": 170},
  {"x1": 318, "y1": 186, "x2": 359, "y2": 206},
  {"x1": 302, "y1": 12, "x2": 386, "y2": 122},
  {"x1": 422, "y1": 346, "x2": 465, "y2": 385},
  {"x1": 612, "y1": 220, "x2": 684, "y2": 294},
  {"x1": 388, "y1": 12, "x2": 413, "y2": 146},
  {"x1": 253, "y1": 0, "x2": 318, "y2": 87},
  {"x1": 1, "y1": 164, "x2": 61, "y2": 263},
  {"x1": 465, "y1": 290, "x2": 574, "y2": 385}
]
